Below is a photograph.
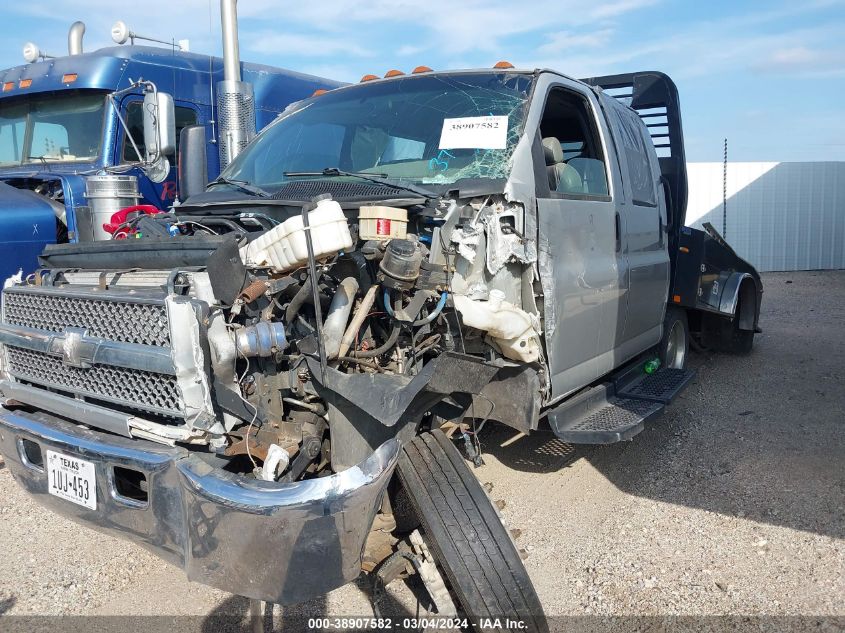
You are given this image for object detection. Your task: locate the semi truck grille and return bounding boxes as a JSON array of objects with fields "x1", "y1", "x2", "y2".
[
  {"x1": 2, "y1": 291, "x2": 170, "y2": 347},
  {"x1": 6, "y1": 347, "x2": 182, "y2": 418}
]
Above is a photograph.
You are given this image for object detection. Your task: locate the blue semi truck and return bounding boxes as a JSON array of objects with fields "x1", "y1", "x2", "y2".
[{"x1": 0, "y1": 21, "x2": 340, "y2": 284}]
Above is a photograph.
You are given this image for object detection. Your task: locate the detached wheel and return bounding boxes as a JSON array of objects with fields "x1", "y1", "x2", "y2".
[
  {"x1": 397, "y1": 430, "x2": 548, "y2": 633},
  {"x1": 659, "y1": 306, "x2": 689, "y2": 369}
]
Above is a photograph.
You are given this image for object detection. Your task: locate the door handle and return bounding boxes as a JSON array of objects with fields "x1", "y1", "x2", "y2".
[
  {"x1": 615, "y1": 212, "x2": 621, "y2": 252},
  {"x1": 658, "y1": 213, "x2": 664, "y2": 248}
]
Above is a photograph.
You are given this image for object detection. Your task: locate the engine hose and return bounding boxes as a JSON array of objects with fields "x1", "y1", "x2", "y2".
[
  {"x1": 413, "y1": 292, "x2": 448, "y2": 326},
  {"x1": 338, "y1": 284, "x2": 379, "y2": 358},
  {"x1": 383, "y1": 288, "x2": 449, "y2": 327},
  {"x1": 285, "y1": 277, "x2": 314, "y2": 323},
  {"x1": 352, "y1": 324, "x2": 400, "y2": 358},
  {"x1": 383, "y1": 289, "x2": 396, "y2": 318}
]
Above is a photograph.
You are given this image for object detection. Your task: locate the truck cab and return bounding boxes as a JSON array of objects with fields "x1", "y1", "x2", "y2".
[{"x1": 0, "y1": 38, "x2": 340, "y2": 284}]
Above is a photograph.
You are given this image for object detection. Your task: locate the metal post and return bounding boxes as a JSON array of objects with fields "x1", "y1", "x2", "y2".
[
  {"x1": 302, "y1": 202, "x2": 330, "y2": 388},
  {"x1": 723, "y1": 138, "x2": 728, "y2": 238},
  {"x1": 220, "y1": 0, "x2": 241, "y2": 82}
]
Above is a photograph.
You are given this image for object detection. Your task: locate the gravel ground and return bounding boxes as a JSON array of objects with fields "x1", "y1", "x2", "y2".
[{"x1": 0, "y1": 270, "x2": 842, "y2": 629}]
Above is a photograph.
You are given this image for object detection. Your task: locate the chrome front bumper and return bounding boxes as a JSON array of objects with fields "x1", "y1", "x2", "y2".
[{"x1": 0, "y1": 407, "x2": 400, "y2": 604}]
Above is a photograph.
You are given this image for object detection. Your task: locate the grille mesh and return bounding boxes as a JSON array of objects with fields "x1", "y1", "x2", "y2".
[
  {"x1": 3, "y1": 291, "x2": 170, "y2": 347},
  {"x1": 271, "y1": 180, "x2": 401, "y2": 201},
  {"x1": 6, "y1": 347, "x2": 181, "y2": 417}
]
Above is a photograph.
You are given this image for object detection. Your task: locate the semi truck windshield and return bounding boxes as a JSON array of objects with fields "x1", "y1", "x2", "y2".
[
  {"x1": 0, "y1": 91, "x2": 106, "y2": 165},
  {"x1": 220, "y1": 72, "x2": 533, "y2": 191}
]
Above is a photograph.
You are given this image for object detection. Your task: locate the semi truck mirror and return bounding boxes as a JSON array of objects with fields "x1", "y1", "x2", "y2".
[
  {"x1": 178, "y1": 125, "x2": 208, "y2": 201},
  {"x1": 142, "y1": 91, "x2": 176, "y2": 160}
]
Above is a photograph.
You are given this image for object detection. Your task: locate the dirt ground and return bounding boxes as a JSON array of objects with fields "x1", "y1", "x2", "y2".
[{"x1": 0, "y1": 270, "x2": 842, "y2": 630}]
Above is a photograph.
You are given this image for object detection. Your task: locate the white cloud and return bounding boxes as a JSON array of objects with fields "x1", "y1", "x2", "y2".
[
  {"x1": 751, "y1": 45, "x2": 845, "y2": 75},
  {"x1": 590, "y1": 0, "x2": 660, "y2": 19},
  {"x1": 396, "y1": 44, "x2": 427, "y2": 57},
  {"x1": 538, "y1": 29, "x2": 614, "y2": 54},
  {"x1": 246, "y1": 31, "x2": 374, "y2": 58}
]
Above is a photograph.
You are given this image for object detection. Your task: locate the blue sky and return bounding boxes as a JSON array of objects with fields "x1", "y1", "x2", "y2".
[{"x1": 1, "y1": 0, "x2": 843, "y2": 162}]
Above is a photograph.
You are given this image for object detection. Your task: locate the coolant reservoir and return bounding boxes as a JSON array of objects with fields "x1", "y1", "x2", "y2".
[
  {"x1": 242, "y1": 198, "x2": 353, "y2": 272},
  {"x1": 359, "y1": 205, "x2": 408, "y2": 241},
  {"x1": 453, "y1": 290, "x2": 541, "y2": 363}
]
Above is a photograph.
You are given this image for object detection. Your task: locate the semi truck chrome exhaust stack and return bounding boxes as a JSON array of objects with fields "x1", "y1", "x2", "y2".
[
  {"x1": 217, "y1": 0, "x2": 255, "y2": 169},
  {"x1": 68, "y1": 21, "x2": 85, "y2": 55}
]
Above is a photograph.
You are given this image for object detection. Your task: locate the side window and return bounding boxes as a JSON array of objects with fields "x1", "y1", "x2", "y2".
[
  {"x1": 608, "y1": 103, "x2": 657, "y2": 207},
  {"x1": 121, "y1": 102, "x2": 198, "y2": 162},
  {"x1": 537, "y1": 88, "x2": 609, "y2": 198}
]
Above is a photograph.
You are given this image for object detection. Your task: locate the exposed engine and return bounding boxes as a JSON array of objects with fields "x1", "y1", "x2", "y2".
[{"x1": 2, "y1": 192, "x2": 545, "y2": 482}]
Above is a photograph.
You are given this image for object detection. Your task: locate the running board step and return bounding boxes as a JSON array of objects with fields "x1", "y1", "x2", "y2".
[
  {"x1": 616, "y1": 367, "x2": 696, "y2": 404},
  {"x1": 547, "y1": 385, "x2": 664, "y2": 444}
]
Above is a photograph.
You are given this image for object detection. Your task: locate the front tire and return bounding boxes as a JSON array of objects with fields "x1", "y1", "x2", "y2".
[{"x1": 397, "y1": 431, "x2": 548, "y2": 633}]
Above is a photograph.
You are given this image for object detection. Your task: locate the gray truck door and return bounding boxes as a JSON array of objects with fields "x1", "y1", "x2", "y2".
[
  {"x1": 603, "y1": 97, "x2": 669, "y2": 347},
  {"x1": 534, "y1": 86, "x2": 626, "y2": 398}
]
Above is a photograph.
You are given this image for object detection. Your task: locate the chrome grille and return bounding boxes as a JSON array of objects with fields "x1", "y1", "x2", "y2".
[
  {"x1": 6, "y1": 347, "x2": 181, "y2": 418},
  {"x1": 3, "y1": 290, "x2": 170, "y2": 347}
]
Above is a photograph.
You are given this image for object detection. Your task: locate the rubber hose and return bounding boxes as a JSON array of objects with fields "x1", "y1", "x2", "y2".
[
  {"x1": 353, "y1": 324, "x2": 400, "y2": 358},
  {"x1": 413, "y1": 291, "x2": 448, "y2": 327}
]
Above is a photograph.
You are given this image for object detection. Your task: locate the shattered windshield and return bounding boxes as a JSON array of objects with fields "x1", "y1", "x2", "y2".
[
  {"x1": 220, "y1": 72, "x2": 533, "y2": 191},
  {"x1": 0, "y1": 91, "x2": 106, "y2": 166}
]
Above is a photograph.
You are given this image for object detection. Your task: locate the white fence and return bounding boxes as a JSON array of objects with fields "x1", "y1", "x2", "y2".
[{"x1": 686, "y1": 162, "x2": 845, "y2": 272}]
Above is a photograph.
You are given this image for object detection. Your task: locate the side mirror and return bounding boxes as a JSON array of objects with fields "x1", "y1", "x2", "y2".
[
  {"x1": 178, "y1": 125, "x2": 208, "y2": 201},
  {"x1": 142, "y1": 90, "x2": 176, "y2": 159}
]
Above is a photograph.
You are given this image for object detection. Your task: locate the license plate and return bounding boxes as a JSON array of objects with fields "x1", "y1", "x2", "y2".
[{"x1": 46, "y1": 450, "x2": 97, "y2": 510}]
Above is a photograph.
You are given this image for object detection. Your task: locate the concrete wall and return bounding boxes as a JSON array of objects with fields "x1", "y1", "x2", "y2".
[{"x1": 686, "y1": 161, "x2": 845, "y2": 272}]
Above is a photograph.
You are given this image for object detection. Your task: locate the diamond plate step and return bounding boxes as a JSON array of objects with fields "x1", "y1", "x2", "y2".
[
  {"x1": 546, "y1": 385, "x2": 664, "y2": 445},
  {"x1": 616, "y1": 367, "x2": 696, "y2": 404}
]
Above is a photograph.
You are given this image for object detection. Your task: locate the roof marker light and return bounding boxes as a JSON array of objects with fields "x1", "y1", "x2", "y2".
[
  {"x1": 412, "y1": 65, "x2": 432, "y2": 74},
  {"x1": 360, "y1": 74, "x2": 379, "y2": 82},
  {"x1": 384, "y1": 69, "x2": 404, "y2": 78},
  {"x1": 494, "y1": 60, "x2": 514, "y2": 69},
  {"x1": 311, "y1": 88, "x2": 328, "y2": 97}
]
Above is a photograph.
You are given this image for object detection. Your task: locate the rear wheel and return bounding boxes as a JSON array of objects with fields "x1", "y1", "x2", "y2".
[
  {"x1": 659, "y1": 306, "x2": 689, "y2": 369},
  {"x1": 396, "y1": 430, "x2": 548, "y2": 633}
]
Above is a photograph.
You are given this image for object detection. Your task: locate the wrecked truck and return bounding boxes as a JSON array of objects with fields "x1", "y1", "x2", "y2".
[{"x1": 0, "y1": 67, "x2": 761, "y2": 628}]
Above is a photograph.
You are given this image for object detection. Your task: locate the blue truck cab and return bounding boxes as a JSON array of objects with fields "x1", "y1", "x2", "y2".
[{"x1": 0, "y1": 43, "x2": 340, "y2": 283}]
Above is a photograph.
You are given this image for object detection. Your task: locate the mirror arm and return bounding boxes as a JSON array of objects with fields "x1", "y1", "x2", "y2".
[{"x1": 108, "y1": 93, "x2": 145, "y2": 167}]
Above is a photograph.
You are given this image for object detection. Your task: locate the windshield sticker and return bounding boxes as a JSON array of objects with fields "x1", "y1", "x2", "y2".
[{"x1": 439, "y1": 116, "x2": 508, "y2": 150}]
